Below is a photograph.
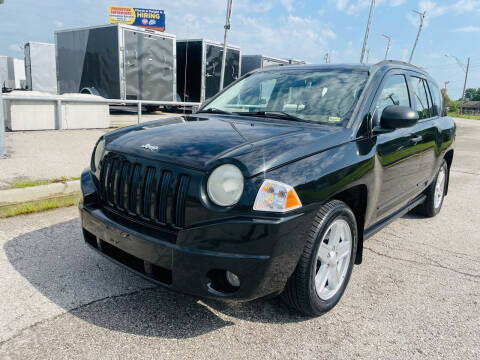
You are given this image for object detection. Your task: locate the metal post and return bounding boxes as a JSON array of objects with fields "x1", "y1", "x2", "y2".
[
  {"x1": 219, "y1": 0, "x2": 233, "y2": 91},
  {"x1": 0, "y1": 92, "x2": 6, "y2": 157},
  {"x1": 360, "y1": 0, "x2": 375, "y2": 64},
  {"x1": 382, "y1": 34, "x2": 391, "y2": 60},
  {"x1": 56, "y1": 99, "x2": 62, "y2": 129},
  {"x1": 409, "y1": 10, "x2": 425, "y2": 63},
  {"x1": 460, "y1": 57, "x2": 470, "y2": 115},
  {"x1": 137, "y1": 101, "x2": 142, "y2": 124}
]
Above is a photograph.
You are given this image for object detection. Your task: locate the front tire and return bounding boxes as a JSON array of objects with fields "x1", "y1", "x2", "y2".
[
  {"x1": 281, "y1": 200, "x2": 357, "y2": 316},
  {"x1": 414, "y1": 160, "x2": 448, "y2": 217}
]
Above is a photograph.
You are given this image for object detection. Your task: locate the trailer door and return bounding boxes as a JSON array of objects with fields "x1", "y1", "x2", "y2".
[
  {"x1": 205, "y1": 44, "x2": 222, "y2": 100},
  {"x1": 124, "y1": 29, "x2": 174, "y2": 101},
  {"x1": 205, "y1": 45, "x2": 240, "y2": 100}
]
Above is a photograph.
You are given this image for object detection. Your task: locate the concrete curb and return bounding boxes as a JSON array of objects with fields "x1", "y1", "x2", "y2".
[{"x1": 0, "y1": 180, "x2": 80, "y2": 206}]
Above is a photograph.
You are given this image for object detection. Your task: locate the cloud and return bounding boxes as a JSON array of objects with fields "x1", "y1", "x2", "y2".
[
  {"x1": 53, "y1": 20, "x2": 64, "y2": 27},
  {"x1": 451, "y1": 0, "x2": 480, "y2": 13},
  {"x1": 407, "y1": 0, "x2": 480, "y2": 27},
  {"x1": 8, "y1": 43, "x2": 23, "y2": 53},
  {"x1": 336, "y1": 0, "x2": 349, "y2": 11},
  {"x1": 234, "y1": 15, "x2": 336, "y2": 61},
  {"x1": 317, "y1": 9, "x2": 325, "y2": 15},
  {"x1": 454, "y1": 25, "x2": 480, "y2": 32},
  {"x1": 280, "y1": 0, "x2": 295, "y2": 12},
  {"x1": 347, "y1": 0, "x2": 373, "y2": 15}
]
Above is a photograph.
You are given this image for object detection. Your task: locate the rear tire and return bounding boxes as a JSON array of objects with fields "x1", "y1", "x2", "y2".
[
  {"x1": 414, "y1": 160, "x2": 448, "y2": 217},
  {"x1": 281, "y1": 200, "x2": 357, "y2": 316}
]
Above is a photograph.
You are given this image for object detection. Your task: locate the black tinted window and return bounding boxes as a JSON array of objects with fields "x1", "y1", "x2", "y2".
[
  {"x1": 374, "y1": 74, "x2": 410, "y2": 127},
  {"x1": 410, "y1": 77, "x2": 431, "y2": 120},
  {"x1": 428, "y1": 81, "x2": 443, "y2": 116}
]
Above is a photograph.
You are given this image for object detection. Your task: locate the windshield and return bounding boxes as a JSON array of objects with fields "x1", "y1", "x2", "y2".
[{"x1": 201, "y1": 68, "x2": 369, "y2": 126}]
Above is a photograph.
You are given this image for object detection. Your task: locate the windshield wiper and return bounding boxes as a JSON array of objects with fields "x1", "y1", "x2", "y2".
[
  {"x1": 197, "y1": 108, "x2": 233, "y2": 115},
  {"x1": 235, "y1": 111, "x2": 307, "y2": 123}
]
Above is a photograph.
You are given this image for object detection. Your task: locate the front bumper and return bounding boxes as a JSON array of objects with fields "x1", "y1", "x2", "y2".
[{"x1": 80, "y1": 170, "x2": 314, "y2": 301}]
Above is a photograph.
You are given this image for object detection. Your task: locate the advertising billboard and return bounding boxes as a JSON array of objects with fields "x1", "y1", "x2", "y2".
[{"x1": 109, "y1": 6, "x2": 165, "y2": 31}]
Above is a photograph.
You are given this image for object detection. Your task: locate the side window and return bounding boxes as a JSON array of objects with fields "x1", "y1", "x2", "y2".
[
  {"x1": 409, "y1": 76, "x2": 431, "y2": 120},
  {"x1": 373, "y1": 74, "x2": 410, "y2": 127},
  {"x1": 428, "y1": 81, "x2": 444, "y2": 116}
]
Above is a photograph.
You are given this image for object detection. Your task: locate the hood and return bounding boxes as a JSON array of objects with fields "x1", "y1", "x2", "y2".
[{"x1": 106, "y1": 115, "x2": 353, "y2": 177}]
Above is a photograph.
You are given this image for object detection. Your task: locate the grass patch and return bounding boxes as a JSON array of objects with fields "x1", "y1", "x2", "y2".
[
  {"x1": 448, "y1": 112, "x2": 480, "y2": 120},
  {"x1": 0, "y1": 194, "x2": 80, "y2": 218},
  {"x1": 12, "y1": 176, "x2": 80, "y2": 189}
]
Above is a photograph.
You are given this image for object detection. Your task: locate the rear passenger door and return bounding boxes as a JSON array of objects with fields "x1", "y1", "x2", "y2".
[{"x1": 406, "y1": 74, "x2": 438, "y2": 187}]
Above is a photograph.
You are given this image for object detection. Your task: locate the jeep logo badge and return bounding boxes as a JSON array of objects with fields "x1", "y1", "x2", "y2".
[{"x1": 141, "y1": 144, "x2": 159, "y2": 151}]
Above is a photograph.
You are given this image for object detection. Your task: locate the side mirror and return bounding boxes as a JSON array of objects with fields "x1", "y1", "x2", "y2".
[{"x1": 380, "y1": 105, "x2": 419, "y2": 129}]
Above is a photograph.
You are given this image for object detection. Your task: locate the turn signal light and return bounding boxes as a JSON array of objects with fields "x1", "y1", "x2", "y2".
[{"x1": 253, "y1": 180, "x2": 302, "y2": 212}]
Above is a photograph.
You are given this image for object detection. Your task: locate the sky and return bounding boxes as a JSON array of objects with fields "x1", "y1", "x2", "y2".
[{"x1": 1, "y1": 0, "x2": 479, "y2": 99}]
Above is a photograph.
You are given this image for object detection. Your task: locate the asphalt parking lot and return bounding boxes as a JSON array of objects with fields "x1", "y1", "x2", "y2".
[{"x1": 0, "y1": 118, "x2": 479, "y2": 359}]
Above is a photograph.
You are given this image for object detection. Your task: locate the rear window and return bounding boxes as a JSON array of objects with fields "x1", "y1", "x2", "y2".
[
  {"x1": 428, "y1": 81, "x2": 444, "y2": 116},
  {"x1": 409, "y1": 77, "x2": 432, "y2": 120}
]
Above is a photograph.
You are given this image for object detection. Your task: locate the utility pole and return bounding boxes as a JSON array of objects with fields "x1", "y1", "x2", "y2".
[
  {"x1": 0, "y1": 91, "x2": 6, "y2": 157},
  {"x1": 219, "y1": 0, "x2": 233, "y2": 91},
  {"x1": 460, "y1": 57, "x2": 470, "y2": 114},
  {"x1": 0, "y1": 0, "x2": 7, "y2": 156},
  {"x1": 382, "y1": 34, "x2": 391, "y2": 60},
  {"x1": 360, "y1": 0, "x2": 375, "y2": 64},
  {"x1": 409, "y1": 10, "x2": 425, "y2": 63},
  {"x1": 445, "y1": 54, "x2": 470, "y2": 114}
]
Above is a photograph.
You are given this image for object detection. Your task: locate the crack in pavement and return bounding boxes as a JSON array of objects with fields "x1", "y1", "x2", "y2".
[
  {"x1": 451, "y1": 169, "x2": 480, "y2": 176},
  {"x1": 364, "y1": 247, "x2": 480, "y2": 282},
  {"x1": 0, "y1": 286, "x2": 157, "y2": 347}
]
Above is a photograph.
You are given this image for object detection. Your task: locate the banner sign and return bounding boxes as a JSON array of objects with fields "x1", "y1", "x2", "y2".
[{"x1": 109, "y1": 6, "x2": 165, "y2": 31}]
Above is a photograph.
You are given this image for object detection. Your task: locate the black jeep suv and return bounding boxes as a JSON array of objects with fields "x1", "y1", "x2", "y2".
[{"x1": 79, "y1": 61, "x2": 455, "y2": 316}]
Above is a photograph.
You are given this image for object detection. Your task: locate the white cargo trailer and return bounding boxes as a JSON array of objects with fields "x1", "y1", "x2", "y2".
[
  {"x1": 0, "y1": 56, "x2": 15, "y2": 89},
  {"x1": 24, "y1": 42, "x2": 58, "y2": 93},
  {"x1": 13, "y1": 58, "x2": 26, "y2": 89}
]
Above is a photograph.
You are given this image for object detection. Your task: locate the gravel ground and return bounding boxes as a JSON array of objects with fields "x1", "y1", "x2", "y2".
[
  {"x1": 0, "y1": 118, "x2": 478, "y2": 359},
  {"x1": 0, "y1": 111, "x2": 181, "y2": 189}
]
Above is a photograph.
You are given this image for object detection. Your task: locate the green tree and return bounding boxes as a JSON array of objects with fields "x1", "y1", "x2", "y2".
[
  {"x1": 463, "y1": 88, "x2": 480, "y2": 101},
  {"x1": 442, "y1": 89, "x2": 460, "y2": 112}
]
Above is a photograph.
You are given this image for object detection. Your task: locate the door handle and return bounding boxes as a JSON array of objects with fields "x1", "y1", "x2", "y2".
[{"x1": 410, "y1": 135, "x2": 423, "y2": 144}]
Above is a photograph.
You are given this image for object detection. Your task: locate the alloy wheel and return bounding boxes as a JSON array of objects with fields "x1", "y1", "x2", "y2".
[{"x1": 315, "y1": 219, "x2": 352, "y2": 300}]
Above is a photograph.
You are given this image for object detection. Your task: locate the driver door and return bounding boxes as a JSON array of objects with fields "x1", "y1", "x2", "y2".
[{"x1": 372, "y1": 72, "x2": 424, "y2": 220}]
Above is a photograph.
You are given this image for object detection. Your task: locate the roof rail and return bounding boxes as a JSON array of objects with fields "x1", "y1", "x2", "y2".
[{"x1": 373, "y1": 60, "x2": 427, "y2": 72}]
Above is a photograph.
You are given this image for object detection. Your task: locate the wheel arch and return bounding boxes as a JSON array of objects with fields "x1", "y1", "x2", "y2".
[
  {"x1": 443, "y1": 150, "x2": 454, "y2": 195},
  {"x1": 330, "y1": 184, "x2": 368, "y2": 265},
  {"x1": 80, "y1": 87, "x2": 101, "y2": 96}
]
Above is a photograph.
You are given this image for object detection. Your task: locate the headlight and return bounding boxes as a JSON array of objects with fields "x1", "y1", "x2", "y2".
[
  {"x1": 253, "y1": 180, "x2": 302, "y2": 212},
  {"x1": 207, "y1": 164, "x2": 244, "y2": 207},
  {"x1": 92, "y1": 138, "x2": 105, "y2": 172}
]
